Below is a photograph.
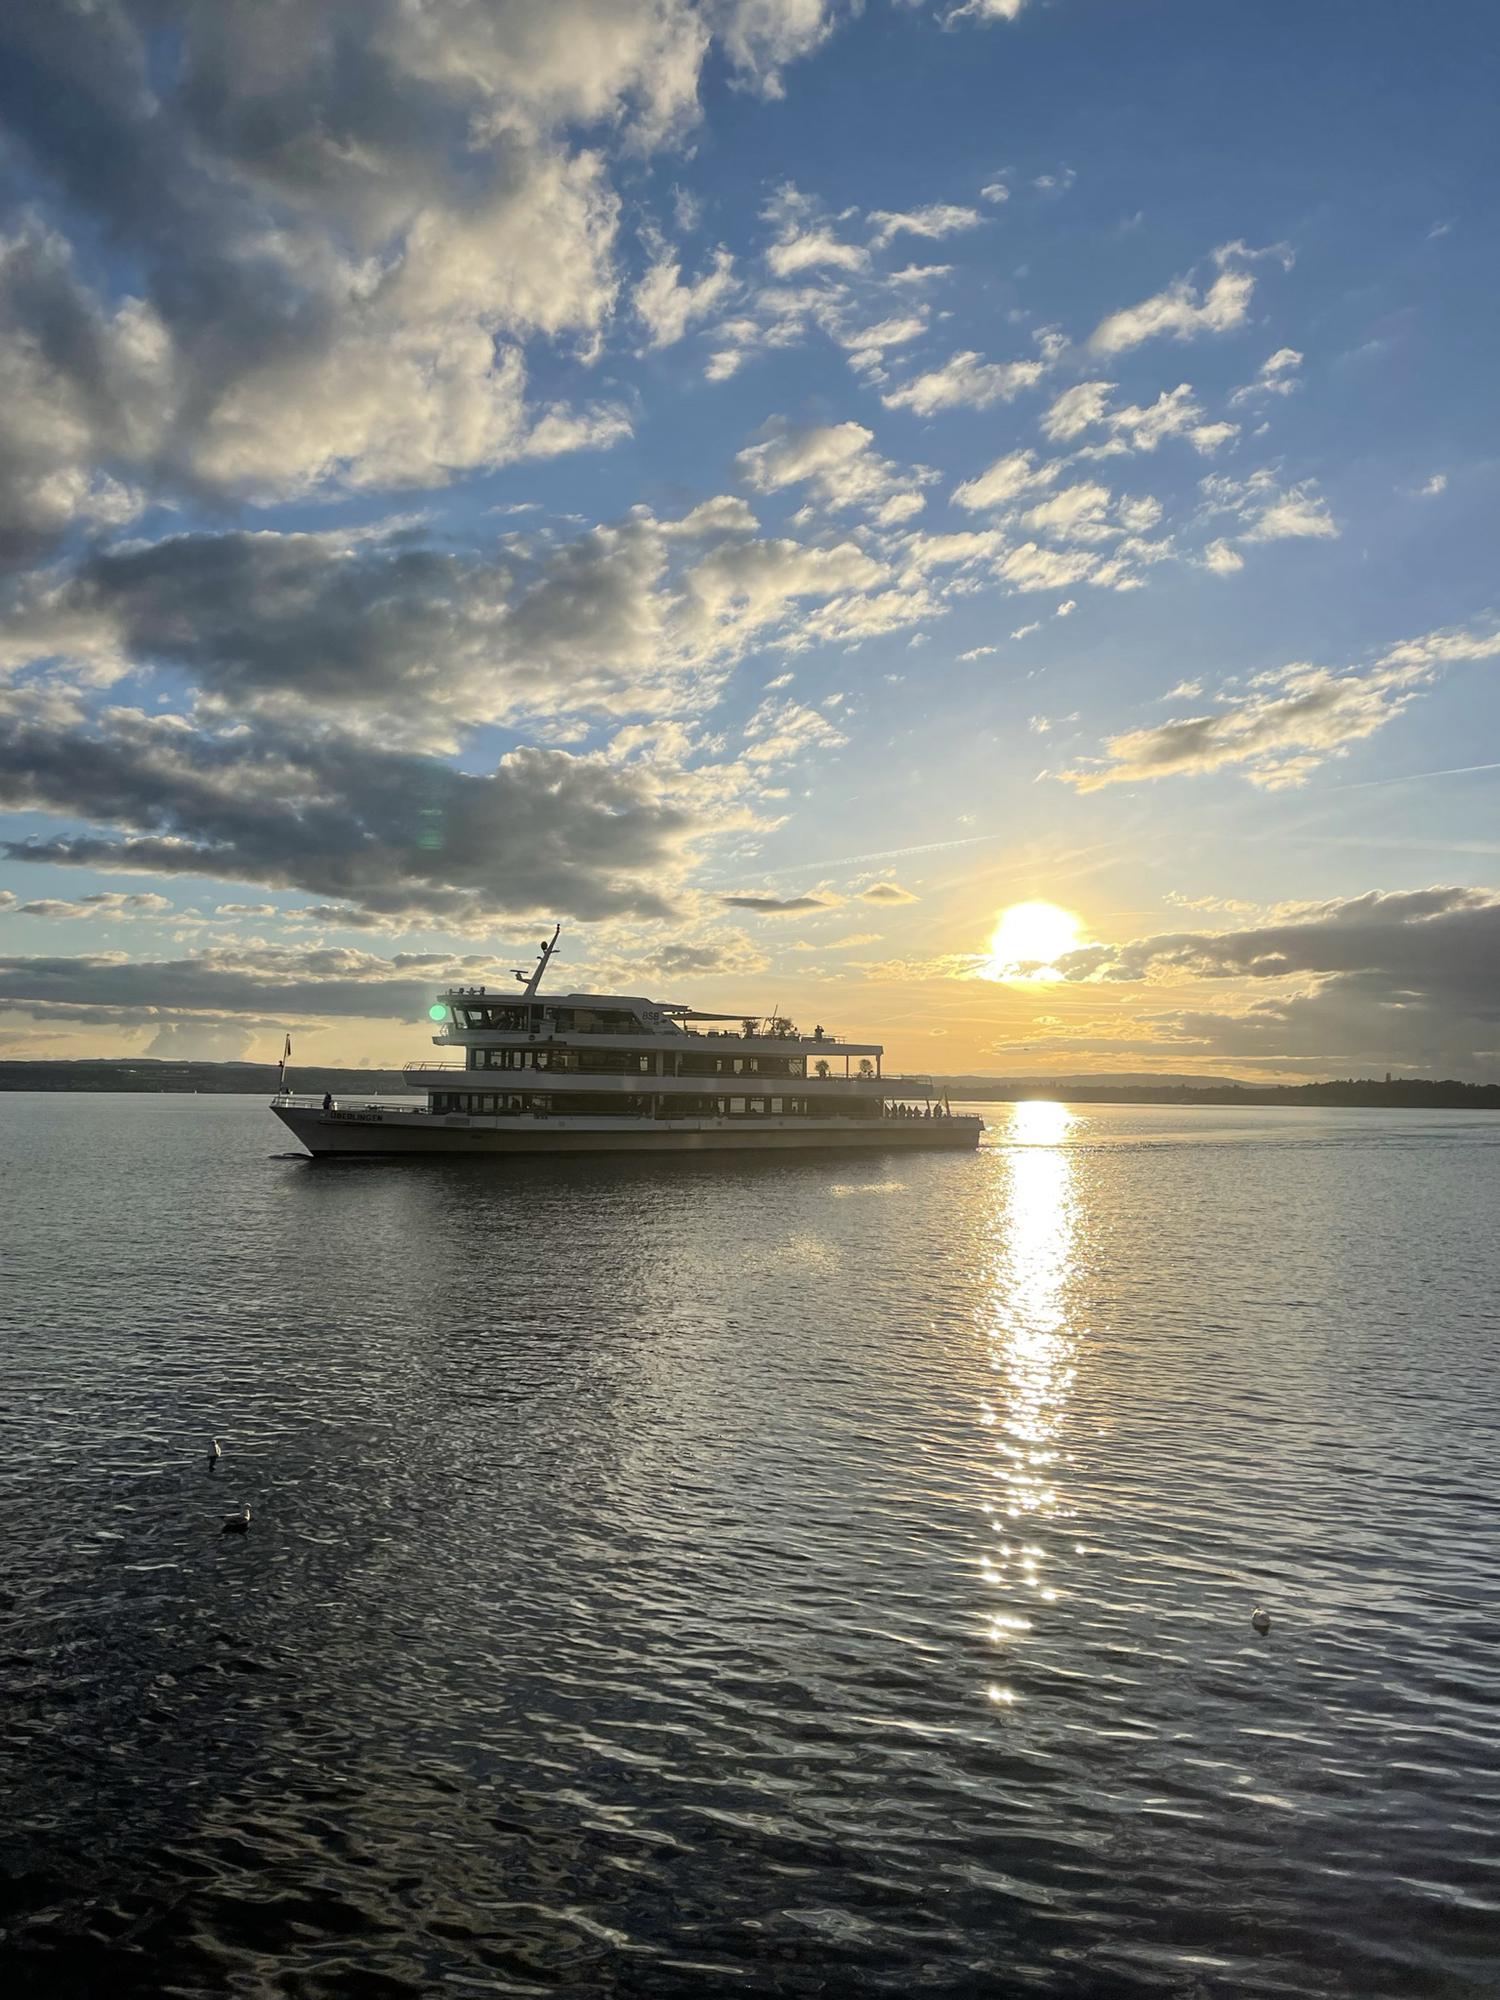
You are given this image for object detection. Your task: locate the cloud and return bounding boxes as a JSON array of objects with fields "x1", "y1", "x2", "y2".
[
  {"x1": 0, "y1": 0, "x2": 731, "y2": 524},
  {"x1": 634, "y1": 243, "x2": 738, "y2": 347},
  {"x1": 0, "y1": 683, "x2": 762, "y2": 925},
  {"x1": 720, "y1": 890, "x2": 836, "y2": 914},
  {"x1": 868, "y1": 204, "x2": 983, "y2": 249},
  {"x1": 834, "y1": 312, "x2": 930, "y2": 376},
  {"x1": 741, "y1": 693, "x2": 849, "y2": 762},
  {"x1": 951, "y1": 448, "x2": 1059, "y2": 510},
  {"x1": 1041, "y1": 381, "x2": 1116, "y2": 442},
  {"x1": 765, "y1": 228, "x2": 868, "y2": 277},
  {"x1": 858, "y1": 881, "x2": 918, "y2": 904},
  {"x1": 716, "y1": 0, "x2": 838, "y2": 98},
  {"x1": 1047, "y1": 888, "x2": 1500, "y2": 1078},
  {"x1": 1023, "y1": 481, "x2": 1115, "y2": 541},
  {"x1": 0, "y1": 941, "x2": 513, "y2": 1029},
  {"x1": 1418, "y1": 473, "x2": 1448, "y2": 498},
  {"x1": 1089, "y1": 251, "x2": 1258, "y2": 356},
  {"x1": 946, "y1": 0, "x2": 1029, "y2": 23},
  {"x1": 1, "y1": 498, "x2": 922, "y2": 738},
  {"x1": 883, "y1": 350, "x2": 1045, "y2": 415},
  {"x1": 1202, "y1": 538, "x2": 1245, "y2": 574},
  {"x1": 999, "y1": 543, "x2": 1102, "y2": 592},
  {"x1": 1229, "y1": 347, "x2": 1303, "y2": 406},
  {"x1": 0, "y1": 890, "x2": 173, "y2": 921},
  {"x1": 736, "y1": 419, "x2": 931, "y2": 522},
  {"x1": 1061, "y1": 621, "x2": 1500, "y2": 791},
  {"x1": 1049, "y1": 381, "x2": 1237, "y2": 457},
  {"x1": 1202, "y1": 469, "x2": 1338, "y2": 543},
  {"x1": 0, "y1": 221, "x2": 166, "y2": 569}
]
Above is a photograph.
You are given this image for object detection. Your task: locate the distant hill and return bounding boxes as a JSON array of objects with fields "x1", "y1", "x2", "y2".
[
  {"x1": 1, "y1": 1059, "x2": 1496, "y2": 1110},
  {"x1": 0, "y1": 1060, "x2": 406, "y2": 1096}
]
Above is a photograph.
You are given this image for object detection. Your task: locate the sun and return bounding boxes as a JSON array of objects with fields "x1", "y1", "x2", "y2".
[{"x1": 980, "y1": 901, "x2": 1081, "y2": 983}]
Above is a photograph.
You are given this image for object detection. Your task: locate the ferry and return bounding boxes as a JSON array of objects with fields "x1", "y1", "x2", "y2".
[{"x1": 272, "y1": 928, "x2": 981, "y2": 1158}]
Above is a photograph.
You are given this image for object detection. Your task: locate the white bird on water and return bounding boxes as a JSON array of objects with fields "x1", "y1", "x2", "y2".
[
  {"x1": 222, "y1": 1505, "x2": 251, "y2": 1535},
  {"x1": 208, "y1": 1438, "x2": 222, "y2": 1469},
  {"x1": 1251, "y1": 1606, "x2": 1271, "y2": 1636}
]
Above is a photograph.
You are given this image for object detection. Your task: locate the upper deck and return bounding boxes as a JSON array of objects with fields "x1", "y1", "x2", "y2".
[{"x1": 432, "y1": 988, "x2": 882, "y2": 1062}]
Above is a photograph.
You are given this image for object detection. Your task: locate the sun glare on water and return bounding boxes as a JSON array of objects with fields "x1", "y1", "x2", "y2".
[{"x1": 981, "y1": 901, "x2": 1081, "y2": 983}]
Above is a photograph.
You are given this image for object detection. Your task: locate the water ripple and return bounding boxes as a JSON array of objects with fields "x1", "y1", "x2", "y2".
[{"x1": 2, "y1": 1095, "x2": 1498, "y2": 1995}]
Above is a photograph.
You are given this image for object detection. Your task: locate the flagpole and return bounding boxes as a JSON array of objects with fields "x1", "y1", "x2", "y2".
[{"x1": 278, "y1": 1032, "x2": 291, "y2": 1097}]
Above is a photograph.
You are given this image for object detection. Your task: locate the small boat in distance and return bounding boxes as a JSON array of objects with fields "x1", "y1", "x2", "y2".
[{"x1": 272, "y1": 928, "x2": 981, "y2": 1158}]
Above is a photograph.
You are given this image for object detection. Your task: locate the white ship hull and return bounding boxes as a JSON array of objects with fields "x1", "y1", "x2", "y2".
[{"x1": 273, "y1": 1103, "x2": 982, "y2": 1158}]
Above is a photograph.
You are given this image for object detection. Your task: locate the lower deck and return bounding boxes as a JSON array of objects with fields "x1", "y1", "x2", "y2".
[{"x1": 272, "y1": 1102, "x2": 982, "y2": 1157}]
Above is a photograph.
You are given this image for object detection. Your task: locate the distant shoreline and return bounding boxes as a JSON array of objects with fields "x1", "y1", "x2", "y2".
[{"x1": 1, "y1": 1059, "x2": 1496, "y2": 1111}]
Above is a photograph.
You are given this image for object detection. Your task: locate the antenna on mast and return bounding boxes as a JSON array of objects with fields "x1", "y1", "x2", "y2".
[{"x1": 516, "y1": 923, "x2": 561, "y2": 998}]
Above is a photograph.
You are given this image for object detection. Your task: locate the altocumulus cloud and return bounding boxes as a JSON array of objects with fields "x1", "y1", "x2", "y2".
[{"x1": 1062, "y1": 622, "x2": 1500, "y2": 791}]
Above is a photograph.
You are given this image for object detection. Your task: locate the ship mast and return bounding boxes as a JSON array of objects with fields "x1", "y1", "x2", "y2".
[{"x1": 516, "y1": 923, "x2": 561, "y2": 998}]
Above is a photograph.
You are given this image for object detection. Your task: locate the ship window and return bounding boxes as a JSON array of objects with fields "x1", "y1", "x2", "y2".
[{"x1": 770, "y1": 1098, "x2": 783, "y2": 1115}]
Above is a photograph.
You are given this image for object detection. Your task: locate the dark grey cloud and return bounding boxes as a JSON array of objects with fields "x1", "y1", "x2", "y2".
[
  {"x1": 720, "y1": 892, "x2": 836, "y2": 914},
  {"x1": 0, "y1": 942, "x2": 531, "y2": 1041},
  {"x1": 1, "y1": 509, "x2": 897, "y2": 732},
  {"x1": 1, "y1": 889, "x2": 172, "y2": 920},
  {"x1": 1057, "y1": 888, "x2": 1500, "y2": 1078},
  {"x1": 0, "y1": 948, "x2": 432, "y2": 1024},
  {"x1": 0, "y1": 691, "x2": 701, "y2": 923}
]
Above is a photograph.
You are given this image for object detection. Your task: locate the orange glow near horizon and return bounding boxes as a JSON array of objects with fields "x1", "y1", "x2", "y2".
[{"x1": 979, "y1": 901, "x2": 1082, "y2": 983}]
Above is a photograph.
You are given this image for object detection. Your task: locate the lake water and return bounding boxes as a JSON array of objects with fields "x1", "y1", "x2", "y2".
[{"x1": 3, "y1": 1094, "x2": 1498, "y2": 1997}]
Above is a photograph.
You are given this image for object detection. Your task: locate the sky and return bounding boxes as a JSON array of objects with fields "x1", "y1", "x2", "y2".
[{"x1": 0, "y1": 0, "x2": 1497, "y2": 1079}]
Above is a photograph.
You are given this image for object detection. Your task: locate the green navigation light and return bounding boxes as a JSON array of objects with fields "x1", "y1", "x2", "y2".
[{"x1": 428, "y1": 1003, "x2": 448, "y2": 1022}]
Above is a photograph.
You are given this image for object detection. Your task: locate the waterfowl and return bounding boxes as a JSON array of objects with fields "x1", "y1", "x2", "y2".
[
  {"x1": 222, "y1": 1505, "x2": 251, "y2": 1535},
  {"x1": 208, "y1": 1438, "x2": 222, "y2": 1469},
  {"x1": 1251, "y1": 1606, "x2": 1271, "y2": 1636}
]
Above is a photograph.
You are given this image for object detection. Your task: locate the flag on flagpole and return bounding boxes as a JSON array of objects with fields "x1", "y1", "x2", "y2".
[{"x1": 278, "y1": 1032, "x2": 291, "y2": 1092}]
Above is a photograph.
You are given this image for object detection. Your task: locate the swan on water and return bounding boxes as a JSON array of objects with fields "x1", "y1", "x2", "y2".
[
  {"x1": 222, "y1": 1505, "x2": 251, "y2": 1535},
  {"x1": 1251, "y1": 1606, "x2": 1271, "y2": 1635}
]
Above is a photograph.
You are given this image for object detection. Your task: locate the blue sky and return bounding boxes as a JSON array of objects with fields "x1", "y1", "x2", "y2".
[{"x1": 0, "y1": 0, "x2": 1496, "y2": 1075}]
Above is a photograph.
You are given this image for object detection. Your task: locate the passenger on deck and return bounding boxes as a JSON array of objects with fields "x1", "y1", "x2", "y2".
[{"x1": 321, "y1": 1091, "x2": 333, "y2": 1112}]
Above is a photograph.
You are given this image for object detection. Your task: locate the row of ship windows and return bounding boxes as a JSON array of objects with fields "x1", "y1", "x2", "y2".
[
  {"x1": 429, "y1": 1092, "x2": 878, "y2": 1120},
  {"x1": 469, "y1": 1049, "x2": 819, "y2": 1078},
  {"x1": 450, "y1": 1006, "x2": 641, "y2": 1035}
]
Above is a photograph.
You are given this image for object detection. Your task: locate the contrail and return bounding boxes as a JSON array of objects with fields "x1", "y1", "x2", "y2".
[
  {"x1": 721, "y1": 832, "x2": 1005, "y2": 883},
  {"x1": 1322, "y1": 761, "x2": 1500, "y2": 792}
]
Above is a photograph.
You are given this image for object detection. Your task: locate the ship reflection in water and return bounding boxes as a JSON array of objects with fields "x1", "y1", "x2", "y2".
[{"x1": 979, "y1": 1103, "x2": 1080, "y2": 1705}]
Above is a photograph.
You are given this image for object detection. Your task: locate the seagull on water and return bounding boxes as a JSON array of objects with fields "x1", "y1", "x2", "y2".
[
  {"x1": 222, "y1": 1505, "x2": 251, "y2": 1535},
  {"x1": 208, "y1": 1438, "x2": 222, "y2": 1470},
  {"x1": 1251, "y1": 1606, "x2": 1271, "y2": 1636}
]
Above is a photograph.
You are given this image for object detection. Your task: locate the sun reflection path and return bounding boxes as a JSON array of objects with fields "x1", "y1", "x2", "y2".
[{"x1": 977, "y1": 1103, "x2": 1081, "y2": 1708}]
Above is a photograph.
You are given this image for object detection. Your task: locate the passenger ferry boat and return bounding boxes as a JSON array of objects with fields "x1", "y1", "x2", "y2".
[{"x1": 272, "y1": 928, "x2": 981, "y2": 1158}]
